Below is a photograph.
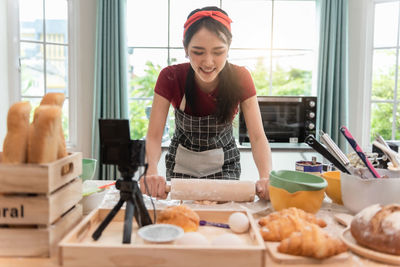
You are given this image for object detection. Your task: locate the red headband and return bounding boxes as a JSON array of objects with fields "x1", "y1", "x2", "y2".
[{"x1": 183, "y1": 10, "x2": 232, "y2": 37}]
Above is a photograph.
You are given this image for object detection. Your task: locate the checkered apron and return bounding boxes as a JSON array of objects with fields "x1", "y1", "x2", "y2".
[{"x1": 165, "y1": 96, "x2": 241, "y2": 180}]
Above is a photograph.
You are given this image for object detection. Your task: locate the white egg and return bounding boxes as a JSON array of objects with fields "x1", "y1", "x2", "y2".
[
  {"x1": 211, "y1": 233, "x2": 245, "y2": 246},
  {"x1": 175, "y1": 232, "x2": 209, "y2": 245},
  {"x1": 228, "y1": 212, "x2": 250, "y2": 233}
]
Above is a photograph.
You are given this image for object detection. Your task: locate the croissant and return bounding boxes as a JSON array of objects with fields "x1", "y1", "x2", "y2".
[
  {"x1": 260, "y1": 214, "x2": 312, "y2": 241},
  {"x1": 259, "y1": 207, "x2": 326, "y2": 228},
  {"x1": 278, "y1": 224, "x2": 348, "y2": 259}
]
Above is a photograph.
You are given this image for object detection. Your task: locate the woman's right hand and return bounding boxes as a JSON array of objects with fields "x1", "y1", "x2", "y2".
[{"x1": 140, "y1": 174, "x2": 168, "y2": 199}]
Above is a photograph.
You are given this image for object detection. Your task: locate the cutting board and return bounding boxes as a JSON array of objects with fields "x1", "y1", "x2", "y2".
[
  {"x1": 341, "y1": 228, "x2": 400, "y2": 265},
  {"x1": 265, "y1": 242, "x2": 349, "y2": 264}
]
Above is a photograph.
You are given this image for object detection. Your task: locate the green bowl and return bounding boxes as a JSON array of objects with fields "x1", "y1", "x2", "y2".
[
  {"x1": 270, "y1": 170, "x2": 327, "y2": 193},
  {"x1": 80, "y1": 158, "x2": 97, "y2": 181}
]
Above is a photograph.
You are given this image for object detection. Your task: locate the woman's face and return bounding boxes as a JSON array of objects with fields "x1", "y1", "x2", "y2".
[{"x1": 186, "y1": 27, "x2": 229, "y2": 89}]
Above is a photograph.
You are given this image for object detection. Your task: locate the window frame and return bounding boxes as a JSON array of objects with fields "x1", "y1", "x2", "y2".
[{"x1": 7, "y1": 0, "x2": 77, "y2": 149}]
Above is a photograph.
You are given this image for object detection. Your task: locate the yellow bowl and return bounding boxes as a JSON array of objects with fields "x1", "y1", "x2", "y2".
[
  {"x1": 321, "y1": 171, "x2": 343, "y2": 205},
  {"x1": 268, "y1": 185, "x2": 325, "y2": 214}
]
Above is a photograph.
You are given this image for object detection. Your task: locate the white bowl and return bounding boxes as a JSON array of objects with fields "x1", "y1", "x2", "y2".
[
  {"x1": 341, "y1": 168, "x2": 400, "y2": 214},
  {"x1": 81, "y1": 189, "x2": 107, "y2": 215}
]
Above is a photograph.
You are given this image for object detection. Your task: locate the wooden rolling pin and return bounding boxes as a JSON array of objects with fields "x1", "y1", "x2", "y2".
[{"x1": 165, "y1": 179, "x2": 256, "y2": 202}]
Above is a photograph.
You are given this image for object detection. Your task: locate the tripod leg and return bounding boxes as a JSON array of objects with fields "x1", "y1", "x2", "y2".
[
  {"x1": 123, "y1": 200, "x2": 134, "y2": 244},
  {"x1": 92, "y1": 198, "x2": 125, "y2": 240},
  {"x1": 133, "y1": 188, "x2": 153, "y2": 227}
]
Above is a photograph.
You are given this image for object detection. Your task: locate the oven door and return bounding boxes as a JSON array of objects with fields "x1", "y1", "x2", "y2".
[{"x1": 239, "y1": 96, "x2": 316, "y2": 144}]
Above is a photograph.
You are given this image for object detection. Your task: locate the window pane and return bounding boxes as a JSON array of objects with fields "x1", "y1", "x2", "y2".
[
  {"x1": 46, "y1": 44, "x2": 68, "y2": 95},
  {"x1": 169, "y1": 0, "x2": 220, "y2": 47},
  {"x1": 370, "y1": 102, "x2": 393, "y2": 141},
  {"x1": 170, "y1": 48, "x2": 188, "y2": 65},
  {"x1": 271, "y1": 50, "x2": 314, "y2": 96},
  {"x1": 19, "y1": 0, "x2": 43, "y2": 42},
  {"x1": 229, "y1": 49, "x2": 271, "y2": 96},
  {"x1": 127, "y1": 0, "x2": 168, "y2": 47},
  {"x1": 374, "y1": 2, "x2": 399, "y2": 48},
  {"x1": 62, "y1": 98, "x2": 69, "y2": 141},
  {"x1": 129, "y1": 99, "x2": 153, "y2": 140},
  {"x1": 128, "y1": 49, "x2": 167, "y2": 106},
  {"x1": 223, "y1": 0, "x2": 272, "y2": 49},
  {"x1": 273, "y1": 1, "x2": 316, "y2": 49},
  {"x1": 20, "y1": 42, "x2": 44, "y2": 96},
  {"x1": 45, "y1": 0, "x2": 68, "y2": 43},
  {"x1": 371, "y1": 49, "x2": 396, "y2": 100}
]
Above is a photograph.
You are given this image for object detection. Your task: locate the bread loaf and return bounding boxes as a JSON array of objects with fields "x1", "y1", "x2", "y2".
[
  {"x1": 2, "y1": 101, "x2": 32, "y2": 163},
  {"x1": 27, "y1": 105, "x2": 62, "y2": 164},
  {"x1": 38, "y1": 92, "x2": 69, "y2": 174},
  {"x1": 157, "y1": 205, "x2": 200, "y2": 232},
  {"x1": 350, "y1": 204, "x2": 400, "y2": 255}
]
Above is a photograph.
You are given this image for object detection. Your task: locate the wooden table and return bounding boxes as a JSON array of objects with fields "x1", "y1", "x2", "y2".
[{"x1": 0, "y1": 181, "x2": 394, "y2": 267}]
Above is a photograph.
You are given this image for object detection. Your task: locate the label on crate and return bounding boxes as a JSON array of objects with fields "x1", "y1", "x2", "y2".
[{"x1": 0, "y1": 205, "x2": 24, "y2": 219}]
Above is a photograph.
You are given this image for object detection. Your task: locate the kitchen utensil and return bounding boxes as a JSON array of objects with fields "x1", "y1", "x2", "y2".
[
  {"x1": 321, "y1": 171, "x2": 343, "y2": 204},
  {"x1": 320, "y1": 130, "x2": 350, "y2": 167},
  {"x1": 305, "y1": 135, "x2": 351, "y2": 174},
  {"x1": 269, "y1": 170, "x2": 327, "y2": 193},
  {"x1": 268, "y1": 185, "x2": 325, "y2": 214},
  {"x1": 341, "y1": 169, "x2": 400, "y2": 213},
  {"x1": 341, "y1": 229, "x2": 400, "y2": 265},
  {"x1": 199, "y1": 220, "x2": 230, "y2": 229},
  {"x1": 165, "y1": 179, "x2": 255, "y2": 202},
  {"x1": 373, "y1": 140, "x2": 400, "y2": 168},
  {"x1": 340, "y1": 126, "x2": 380, "y2": 178},
  {"x1": 137, "y1": 224, "x2": 184, "y2": 243}
]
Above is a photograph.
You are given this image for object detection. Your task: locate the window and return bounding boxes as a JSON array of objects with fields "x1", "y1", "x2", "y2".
[
  {"x1": 12, "y1": 0, "x2": 73, "y2": 144},
  {"x1": 370, "y1": 0, "x2": 400, "y2": 141},
  {"x1": 127, "y1": 0, "x2": 318, "y2": 140}
]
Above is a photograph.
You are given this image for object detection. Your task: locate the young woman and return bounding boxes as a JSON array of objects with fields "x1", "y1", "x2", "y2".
[{"x1": 140, "y1": 6, "x2": 272, "y2": 200}]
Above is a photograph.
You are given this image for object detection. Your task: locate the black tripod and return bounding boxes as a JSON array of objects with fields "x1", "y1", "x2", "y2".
[{"x1": 92, "y1": 165, "x2": 153, "y2": 243}]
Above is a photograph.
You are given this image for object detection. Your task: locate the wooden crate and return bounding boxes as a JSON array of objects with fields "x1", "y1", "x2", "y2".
[
  {"x1": 0, "y1": 178, "x2": 82, "y2": 225},
  {"x1": 0, "y1": 152, "x2": 82, "y2": 194},
  {"x1": 59, "y1": 208, "x2": 266, "y2": 267},
  {"x1": 0, "y1": 152, "x2": 83, "y2": 257},
  {"x1": 0, "y1": 204, "x2": 83, "y2": 257}
]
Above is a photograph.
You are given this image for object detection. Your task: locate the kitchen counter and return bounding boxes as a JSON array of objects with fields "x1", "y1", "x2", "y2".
[{"x1": 0, "y1": 181, "x2": 394, "y2": 267}]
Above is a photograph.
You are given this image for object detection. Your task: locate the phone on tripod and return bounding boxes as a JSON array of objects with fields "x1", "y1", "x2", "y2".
[{"x1": 92, "y1": 119, "x2": 153, "y2": 244}]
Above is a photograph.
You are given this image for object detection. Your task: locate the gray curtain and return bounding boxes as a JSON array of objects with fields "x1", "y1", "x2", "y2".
[
  {"x1": 92, "y1": 0, "x2": 129, "y2": 180},
  {"x1": 316, "y1": 0, "x2": 349, "y2": 151}
]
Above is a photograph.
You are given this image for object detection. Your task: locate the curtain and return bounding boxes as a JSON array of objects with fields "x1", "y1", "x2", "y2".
[
  {"x1": 92, "y1": 0, "x2": 128, "y2": 180},
  {"x1": 316, "y1": 0, "x2": 349, "y2": 151}
]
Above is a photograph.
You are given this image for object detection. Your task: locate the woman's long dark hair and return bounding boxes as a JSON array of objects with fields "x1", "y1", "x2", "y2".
[{"x1": 183, "y1": 6, "x2": 242, "y2": 123}]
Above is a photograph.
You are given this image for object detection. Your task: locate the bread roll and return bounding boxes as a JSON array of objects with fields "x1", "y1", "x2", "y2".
[
  {"x1": 40, "y1": 92, "x2": 66, "y2": 107},
  {"x1": 350, "y1": 204, "x2": 400, "y2": 255},
  {"x1": 157, "y1": 205, "x2": 200, "y2": 232},
  {"x1": 278, "y1": 223, "x2": 348, "y2": 259},
  {"x1": 2, "y1": 101, "x2": 32, "y2": 163},
  {"x1": 27, "y1": 105, "x2": 62, "y2": 164}
]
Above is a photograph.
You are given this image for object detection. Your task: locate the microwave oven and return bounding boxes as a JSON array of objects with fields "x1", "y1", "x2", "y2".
[{"x1": 239, "y1": 96, "x2": 317, "y2": 144}]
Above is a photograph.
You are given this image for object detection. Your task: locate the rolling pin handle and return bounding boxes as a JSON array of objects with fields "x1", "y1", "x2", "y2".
[{"x1": 165, "y1": 184, "x2": 171, "y2": 193}]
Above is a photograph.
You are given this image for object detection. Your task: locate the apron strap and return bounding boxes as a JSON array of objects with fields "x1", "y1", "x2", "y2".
[{"x1": 179, "y1": 95, "x2": 186, "y2": 111}]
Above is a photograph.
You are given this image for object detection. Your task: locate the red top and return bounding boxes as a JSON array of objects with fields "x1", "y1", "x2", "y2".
[{"x1": 154, "y1": 63, "x2": 256, "y2": 117}]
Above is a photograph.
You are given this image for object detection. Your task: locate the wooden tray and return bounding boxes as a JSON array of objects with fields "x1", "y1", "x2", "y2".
[
  {"x1": 0, "y1": 152, "x2": 82, "y2": 194},
  {"x1": 59, "y1": 208, "x2": 265, "y2": 267},
  {"x1": 0, "y1": 204, "x2": 82, "y2": 257},
  {"x1": 0, "y1": 178, "x2": 82, "y2": 225},
  {"x1": 341, "y1": 228, "x2": 400, "y2": 265},
  {"x1": 265, "y1": 241, "x2": 349, "y2": 264}
]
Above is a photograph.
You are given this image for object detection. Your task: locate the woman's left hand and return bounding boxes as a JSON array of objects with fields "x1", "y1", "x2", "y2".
[{"x1": 255, "y1": 178, "x2": 270, "y2": 200}]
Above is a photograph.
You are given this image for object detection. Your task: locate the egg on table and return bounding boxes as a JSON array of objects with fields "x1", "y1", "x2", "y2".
[{"x1": 228, "y1": 212, "x2": 250, "y2": 233}]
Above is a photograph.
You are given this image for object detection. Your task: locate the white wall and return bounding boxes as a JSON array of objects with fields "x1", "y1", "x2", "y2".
[
  {"x1": 0, "y1": 0, "x2": 9, "y2": 150},
  {"x1": 71, "y1": 0, "x2": 97, "y2": 158}
]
